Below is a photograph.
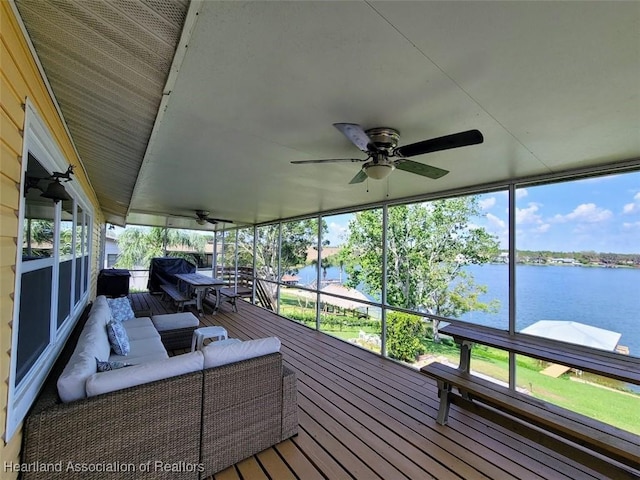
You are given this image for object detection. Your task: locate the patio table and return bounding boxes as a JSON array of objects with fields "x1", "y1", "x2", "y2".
[{"x1": 174, "y1": 273, "x2": 226, "y2": 315}]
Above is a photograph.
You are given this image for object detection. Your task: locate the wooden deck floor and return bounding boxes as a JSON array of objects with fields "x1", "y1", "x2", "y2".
[{"x1": 130, "y1": 292, "x2": 629, "y2": 480}]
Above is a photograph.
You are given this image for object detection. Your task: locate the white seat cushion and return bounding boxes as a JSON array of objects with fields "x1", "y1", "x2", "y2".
[
  {"x1": 109, "y1": 336, "x2": 168, "y2": 364},
  {"x1": 122, "y1": 317, "x2": 155, "y2": 329},
  {"x1": 86, "y1": 351, "x2": 204, "y2": 397},
  {"x1": 123, "y1": 318, "x2": 161, "y2": 341},
  {"x1": 151, "y1": 312, "x2": 199, "y2": 331},
  {"x1": 202, "y1": 337, "x2": 281, "y2": 368}
]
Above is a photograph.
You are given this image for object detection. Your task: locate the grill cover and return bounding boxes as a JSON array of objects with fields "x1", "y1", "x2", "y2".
[
  {"x1": 97, "y1": 269, "x2": 131, "y2": 297},
  {"x1": 147, "y1": 257, "x2": 196, "y2": 294}
]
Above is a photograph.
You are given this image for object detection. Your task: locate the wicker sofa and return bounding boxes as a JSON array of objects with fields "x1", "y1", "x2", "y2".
[{"x1": 21, "y1": 299, "x2": 298, "y2": 479}]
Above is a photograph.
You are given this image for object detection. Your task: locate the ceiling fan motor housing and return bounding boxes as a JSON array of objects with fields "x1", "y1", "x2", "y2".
[{"x1": 365, "y1": 127, "x2": 400, "y2": 154}]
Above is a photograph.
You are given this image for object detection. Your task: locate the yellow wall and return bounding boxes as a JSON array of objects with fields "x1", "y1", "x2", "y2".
[{"x1": 1, "y1": 4, "x2": 103, "y2": 474}]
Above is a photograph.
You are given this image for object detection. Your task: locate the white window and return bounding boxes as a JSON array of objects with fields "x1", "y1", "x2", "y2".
[{"x1": 6, "y1": 100, "x2": 93, "y2": 441}]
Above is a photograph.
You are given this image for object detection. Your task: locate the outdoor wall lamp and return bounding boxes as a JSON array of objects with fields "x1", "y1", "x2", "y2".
[{"x1": 24, "y1": 165, "x2": 74, "y2": 203}]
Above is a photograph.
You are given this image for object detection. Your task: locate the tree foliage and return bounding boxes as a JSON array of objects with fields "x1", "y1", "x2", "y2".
[
  {"x1": 115, "y1": 227, "x2": 208, "y2": 269},
  {"x1": 243, "y1": 220, "x2": 327, "y2": 281},
  {"x1": 386, "y1": 311, "x2": 427, "y2": 362},
  {"x1": 342, "y1": 197, "x2": 500, "y2": 339}
]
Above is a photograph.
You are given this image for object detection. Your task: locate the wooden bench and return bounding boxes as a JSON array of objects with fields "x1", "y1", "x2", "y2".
[
  {"x1": 159, "y1": 284, "x2": 195, "y2": 312},
  {"x1": 213, "y1": 267, "x2": 255, "y2": 312},
  {"x1": 212, "y1": 267, "x2": 275, "y2": 312},
  {"x1": 420, "y1": 323, "x2": 640, "y2": 474},
  {"x1": 218, "y1": 286, "x2": 251, "y2": 312},
  {"x1": 421, "y1": 362, "x2": 640, "y2": 474}
]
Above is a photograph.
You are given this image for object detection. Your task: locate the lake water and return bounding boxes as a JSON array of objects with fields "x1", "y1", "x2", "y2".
[{"x1": 296, "y1": 263, "x2": 639, "y2": 358}]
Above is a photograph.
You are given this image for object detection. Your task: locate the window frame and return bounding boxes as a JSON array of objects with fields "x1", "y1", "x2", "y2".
[{"x1": 6, "y1": 100, "x2": 93, "y2": 441}]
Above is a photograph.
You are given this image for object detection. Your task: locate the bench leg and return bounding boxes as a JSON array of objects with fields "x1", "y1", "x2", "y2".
[{"x1": 435, "y1": 379, "x2": 452, "y2": 425}]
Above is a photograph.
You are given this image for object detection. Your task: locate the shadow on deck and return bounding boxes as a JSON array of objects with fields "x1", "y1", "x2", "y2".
[{"x1": 130, "y1": 292, "x2": 629, "y2": 480}]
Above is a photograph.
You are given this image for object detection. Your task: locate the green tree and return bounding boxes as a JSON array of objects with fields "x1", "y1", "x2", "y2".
[
  {"x1": 243, "y1": 220, "x2": 327, "y2": 280},
  {"x1": 115, "y1": 227, "x2": 208, "y2": 269},
  {"x1": 23, "y1": 219, "x2": 54, "y2": 258},
  {"x1": 239, "y1": 220, "x2": 327, "y2": 302},
  {"x1": 386, "y1": 311, "x2": 427, "y2": 362},
  {"x1": 342, "y1": 197, "x2": 500, "y2": 341}
]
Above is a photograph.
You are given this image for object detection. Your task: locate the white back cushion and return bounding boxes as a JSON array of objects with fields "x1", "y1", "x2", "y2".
[
  {"x1": 202, "y1": 337, "x2": 281, "y2": 369},
  {"x1": 89, "y1": 296, "x2": 111, "y2": 327},
  {"x1": 57, "y1": 301, "x2": 113, "y2": 403},
  {"x1": 86, "y1": 351, "x2": 204, "y2": 397}
]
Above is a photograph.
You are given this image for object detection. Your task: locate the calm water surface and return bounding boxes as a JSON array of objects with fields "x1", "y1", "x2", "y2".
[
  {"x1": 298, "y1": 264, "x2": 640, "y2": 357},
  {"x1": 463, "y1": 264, "x2": 639, "y2": 357}
]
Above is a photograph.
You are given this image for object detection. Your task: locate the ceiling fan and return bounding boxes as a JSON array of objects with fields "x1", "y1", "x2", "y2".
[
  {"x1": 291, "y1": 123, "x2": 483, "y2": 184},
  {"x1": 194, "y1": 210, "x2": 234, "y2": 226}
]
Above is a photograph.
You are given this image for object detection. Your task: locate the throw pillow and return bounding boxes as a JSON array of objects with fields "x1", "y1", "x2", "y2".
[
  {"x1": 95, "y1": 357, "x2": 131, "y2": 372},
  {"x1": 107, "y1": 296, "x2": 135, "y2": 322},
  {"x1": 106, "y1": 320, "x2": 130, "y2": 356}
]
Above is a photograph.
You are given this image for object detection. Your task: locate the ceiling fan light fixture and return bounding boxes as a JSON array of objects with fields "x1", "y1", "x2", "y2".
[
  {"x1": 364, "y1": 163, "x2": 394, "y2": 180},
  {"x1": 196, "y1": 218, "x2": 207, "y2": 225}
]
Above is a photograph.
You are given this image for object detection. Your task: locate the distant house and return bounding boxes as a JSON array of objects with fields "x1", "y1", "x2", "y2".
[
  {"x1": 281, "y1": 274, "x2": 300, "y2": 286},
  {"x1": 495, "y1": 252, "x2": 509, "y2": 263},
  {"x1": 306, "y1": 246, "x2": 341, "y2": 263},
  {"x1": 549, "y1": 257, "x2": 578, "y2": 265},
  {"x1": 104, "y1": 231, "x2": 119, "y2": 268}
]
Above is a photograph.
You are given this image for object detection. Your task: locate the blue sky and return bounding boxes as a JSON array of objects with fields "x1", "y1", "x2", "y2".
[{"x1": 323, "y1": 171, "x2": 640, "y2": 254}]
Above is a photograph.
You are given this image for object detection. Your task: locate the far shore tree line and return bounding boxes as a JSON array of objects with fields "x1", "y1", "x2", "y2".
[{"x1": 513, "y1": 250, "x2": 640, "y2": 266}]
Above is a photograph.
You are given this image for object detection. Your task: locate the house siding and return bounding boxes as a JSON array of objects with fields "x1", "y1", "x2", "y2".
[{"x1": 1, "y1": 4, "x2": 103, "y2": 475}]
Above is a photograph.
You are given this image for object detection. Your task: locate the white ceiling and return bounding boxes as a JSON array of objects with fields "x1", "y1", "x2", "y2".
[{"x1": 16, "y1": 1, "x2": 640, "y2": 230}]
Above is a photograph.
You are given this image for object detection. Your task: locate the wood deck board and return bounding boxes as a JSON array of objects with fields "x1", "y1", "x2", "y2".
[
  {"x1": 255, "y1": 448, "x2": 298, "y2": 480},
  {"x1": 130, "y1": 293, "x2": 623, "y2": 479},
  {"x1": 207, "y1": 301, "x2": 604, "y2": 480},
  {"x1": 235, "y1": 456, "x2": 269, "y2": 480},
  {"x1": 226, "y1": 302, "x2": 616, "y2": 479},
  {"x1": 215, "y1": 306, "x2": 569, "y2": 480},
  {"x1": 228, "y1": 317, "x2": 561, "y2": 480},
  {"x1": 274, "y1": 439, "x2": 327, "y2": 480},
  {"x1": 212, "y1": 466, "x2": 241, "y2": 480}
]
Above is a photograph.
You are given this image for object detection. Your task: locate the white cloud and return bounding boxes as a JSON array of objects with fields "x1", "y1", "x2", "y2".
[
  {"x1": 479, "y1": 197, "x2": 496, "y2": 210},
  {"x1": 486, "y1": 213, "x2": 506, "y2": 230},
  {"x1": 515, "y1": 203, "x2": 543, "y2": 225},
  {"x1": 622, "y1": 192, "x2": 640, "y2": 214},
  {"x1": 326, "y1": 221, "x2": 348, "y2": 244},
  {"x1": 552, "y1": 203, "x2": 612, "y2": 224},
  {"x1": 622, "y1": 221, "x2": 640, "y2": 231}
]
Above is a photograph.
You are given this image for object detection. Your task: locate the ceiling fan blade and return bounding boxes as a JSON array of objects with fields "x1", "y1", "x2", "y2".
[
  {"x1": 207, "y1": 217, "x2": 233, "y2": 224},
  {"x1": 333, "y1": 123, "x2": 371, "y2": 152},
  {"x1": 394, "y1": 129, "x2": 483, "y2": 158},
  {"x1": 291, "y1": 158, "x2": 364, "y2": 164},
  {"x1": 349, "y1": 169, "x2": 368, "y2": 184},
  {"x1": 395, "y1": 159, "x2": 449, "y2": 179}
]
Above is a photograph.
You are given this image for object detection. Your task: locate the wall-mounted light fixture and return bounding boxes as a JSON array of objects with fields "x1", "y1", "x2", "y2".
[{"x1": 24, "y1": 165, "x2": 74, "y2": 203}]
